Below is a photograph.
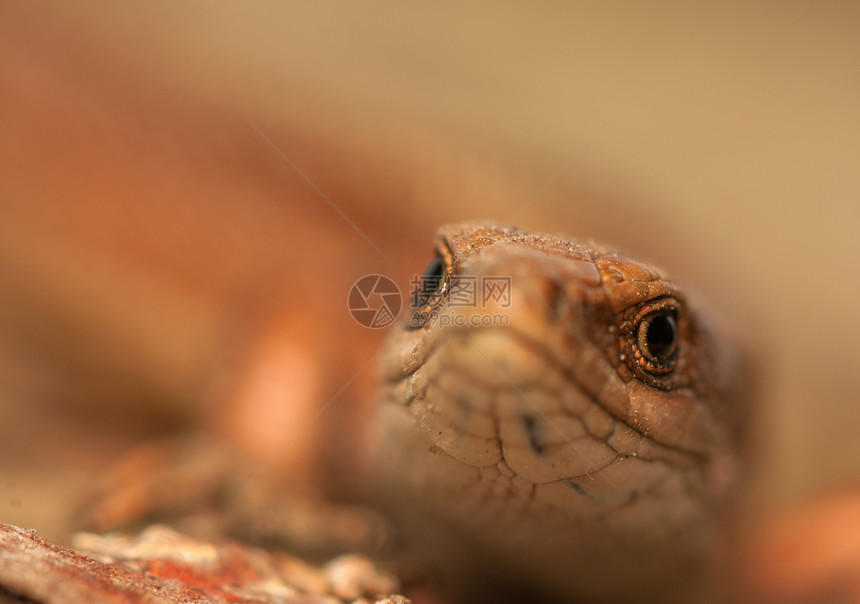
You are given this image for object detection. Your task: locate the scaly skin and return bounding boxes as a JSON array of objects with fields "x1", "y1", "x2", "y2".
[{"x1": 373, "y1": 222, "x2": 748, "y2": 603}]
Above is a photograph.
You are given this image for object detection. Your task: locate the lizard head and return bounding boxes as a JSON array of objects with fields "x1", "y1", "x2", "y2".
[{"x1": 375, "y1": 221, "x2": 748, "y2": 602}]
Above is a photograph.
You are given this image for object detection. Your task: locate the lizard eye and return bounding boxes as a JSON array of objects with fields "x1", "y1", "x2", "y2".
[
  {"x1": 423, "y1": 255, "x2": 444, "y2": 280},
  {"x1": 411, "y1": 253, "x2": 448, "y2": 310},
  {"x1": 636, "y1": 306, "x2": 679, "y2": 373},
  {"x1": 618, "y1": 296, "x2": 688, "y2": 388}
]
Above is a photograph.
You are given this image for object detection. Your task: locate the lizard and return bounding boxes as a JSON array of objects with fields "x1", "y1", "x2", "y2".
[
  {"x1": 1, "y1": 9, "x2": 859, "y2": 603},
  {"x1": 369, "y1": 221, "x2": 749, "y2": 603}
]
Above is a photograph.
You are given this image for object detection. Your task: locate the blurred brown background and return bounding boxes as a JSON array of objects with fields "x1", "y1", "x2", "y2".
[{"x1": 0, "y1": 1, "x2": 858, "y2": 542}]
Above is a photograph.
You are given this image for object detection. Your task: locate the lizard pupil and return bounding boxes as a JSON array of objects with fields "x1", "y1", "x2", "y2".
[
  {"x1": 422, "y1": 255, "x2": 444, "y2": 282},
  {"x1": 640, "y1": 310, "x2": 677, "y2": 362},
  {"x1": 413, "y1": 254, "x2": 446, "y2": 309}
]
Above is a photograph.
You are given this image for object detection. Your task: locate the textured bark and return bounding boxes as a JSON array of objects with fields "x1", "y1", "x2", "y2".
[{"x1": 0, "y1": 524, "x2": 405, "y2": 604}]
